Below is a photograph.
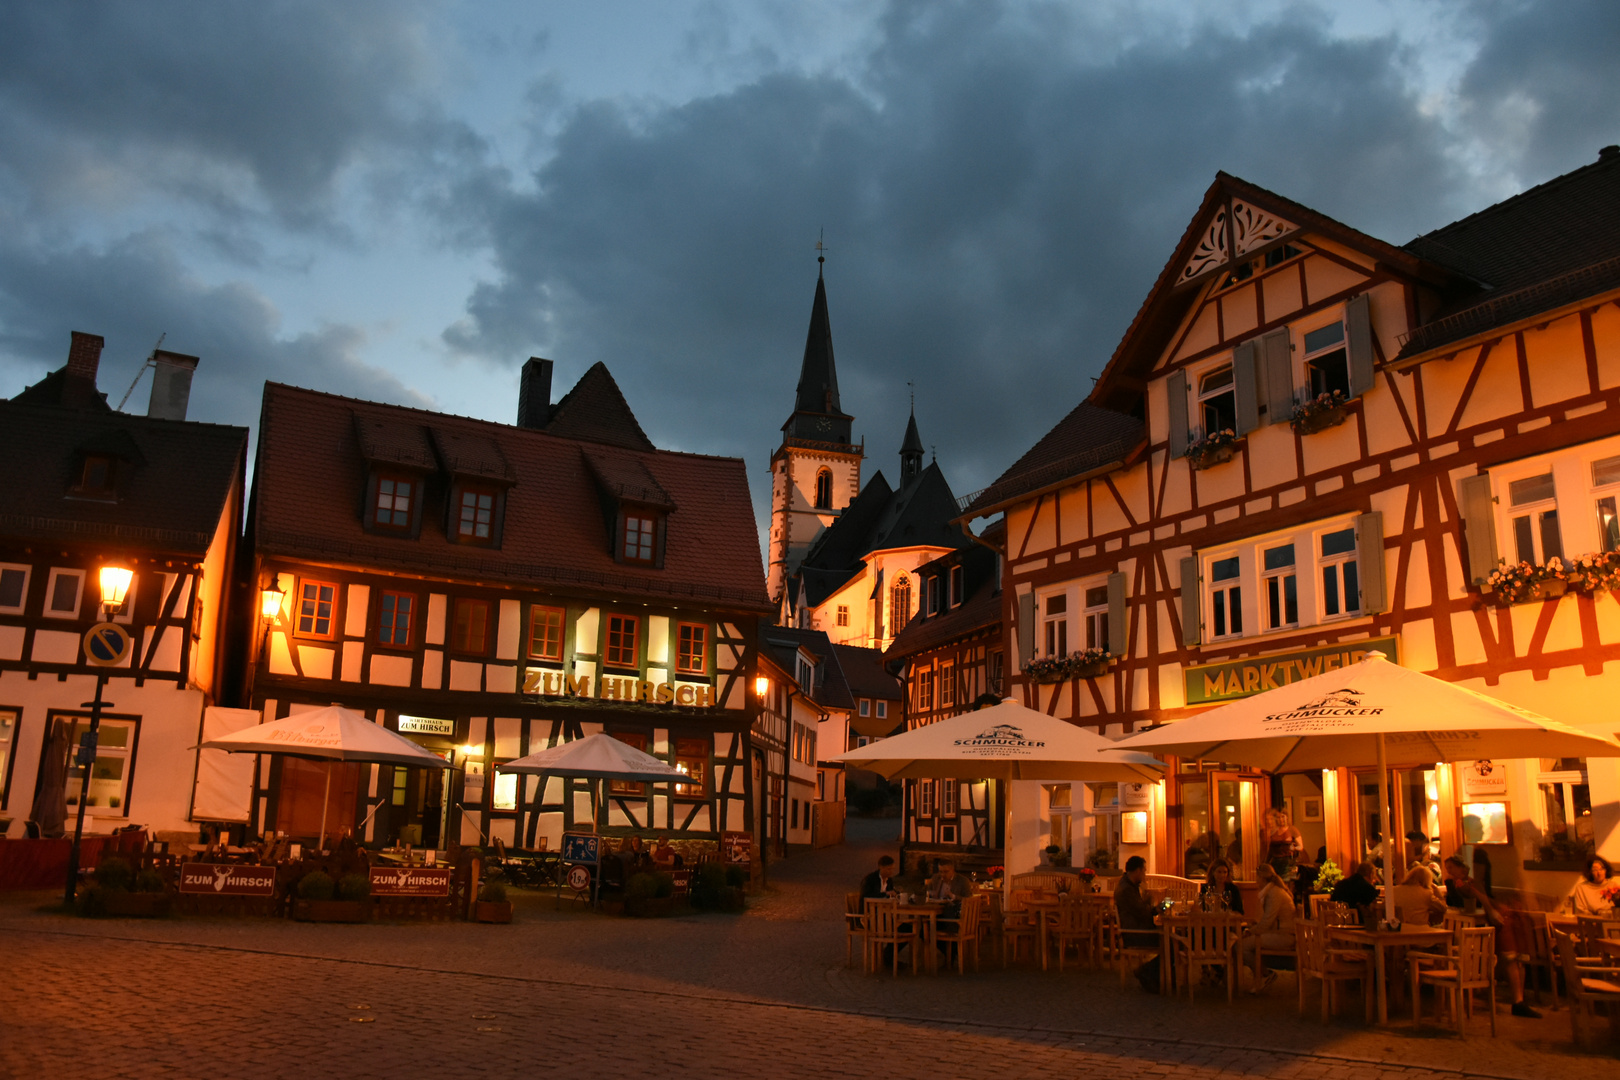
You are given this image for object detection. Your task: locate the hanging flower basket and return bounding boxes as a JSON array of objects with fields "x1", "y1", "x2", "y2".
[
  {"x1": 1290, "y1": 391, "x2": 1349, "y2": 435},
  {"x1": 1022, "y1": 650, "x2": 1113, "y2": 684},
  {"x1": 1185, "y1": 430, "x2": 1242, "y2": 471}
]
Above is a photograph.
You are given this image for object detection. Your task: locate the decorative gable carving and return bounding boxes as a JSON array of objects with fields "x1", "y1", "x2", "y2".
[
  {"x1": 1179, "y1": 208, "x2": 1229, "y2": 285},
  {"x1": 1231, "y1": 200, "x2": 1297, "y2": 257},
  {"x1": 1175, "y1": 199, "x2": 1298, "y2": 286}
]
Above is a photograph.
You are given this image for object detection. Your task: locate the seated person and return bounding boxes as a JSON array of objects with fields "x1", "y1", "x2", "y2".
[
  {"x1": 1198, "y1": 858, "x2": 1244, "y2": 914},
  {"x1": 860, "y1": 855, "x2": 899, "y2": 901},
  {"x1": 1444, "y1": 855, "x2": 1540, "y2": 1018},
  {"x1": 1569, "y1": 855, "x2": 1616, "y2": 917},
  {"x1": 651, "y1": 833, "x2": 681, "y2": 867},
  {"x1": 927, "y1": 858, "x2": 971, "y2": 928},
  {"x1": 1114, "y1": 855, "x2": 1161, "y2": 993},
  {"x1": 1244, "y1": 864, "x2": 1296, "y2": 989},
  {"x1": 1390, "y1": 865, "x2": 1446, "y2": 926},
  {"x1": 620, "y1": 834, "x2": 653, "y2": 874},
  {"x1": 1329, "y1": 860, "x2": 1378, "y2": 911}
]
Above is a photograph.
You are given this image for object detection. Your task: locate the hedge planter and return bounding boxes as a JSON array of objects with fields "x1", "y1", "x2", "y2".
[
  {"x1": 474, "y1": 900, "x2": 513, "y2": 924},
  {"x1": 294, "y1": 899, "x2": 369, "y2": 923},
  {"x1": 101, "y1": 892, "x2": 171, "y2": 918}
]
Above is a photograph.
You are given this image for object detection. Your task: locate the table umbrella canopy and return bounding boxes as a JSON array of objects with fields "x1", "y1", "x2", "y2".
[
  {"x1": 498, "y1": 732, "x2": 685, "y2": 783},
  {"x1": 1114, "y1": 653, "x2": 1620, "y2": 769},
  {"x1": 199, "y1": 705, "x2": 452, "y2": 769},
  {"x1": 829, "y1": 698, "x2": 1165, "y2": 781}
]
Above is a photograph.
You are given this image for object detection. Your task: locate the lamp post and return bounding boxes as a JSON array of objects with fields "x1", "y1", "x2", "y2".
[{"x1": 63, "y1": 563, "x2": 133, "y2": 908}]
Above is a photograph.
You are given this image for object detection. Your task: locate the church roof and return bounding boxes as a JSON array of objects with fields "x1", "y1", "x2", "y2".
[
  {"x1": 788, "y1": 271, "x2": 851, "y2": 423},
  {"x1": 541, "y1": 362, "x2": 655, "y2": 451},
  {"x1": 900, "y1": 410, "x2": 924, "y2": 456}
]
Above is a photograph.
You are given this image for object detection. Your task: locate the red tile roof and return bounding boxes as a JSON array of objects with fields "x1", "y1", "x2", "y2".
[{"x1": 253, "y1": 383, "x2": 770, "y2": 612}]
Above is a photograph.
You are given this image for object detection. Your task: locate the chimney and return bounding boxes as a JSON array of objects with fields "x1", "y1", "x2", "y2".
[
  {"x1": 517, "y1": 357, "x2": 554, "y2": 429},
  {"x1": 66, "y1": 331, "x2": 105, "y2": 383},
  {"x1": 147, "y1": 350, "x2": 199, "y2": 421}
]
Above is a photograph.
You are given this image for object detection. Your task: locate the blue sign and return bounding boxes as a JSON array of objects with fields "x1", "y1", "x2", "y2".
[{"x1": 560, "y1": 832, "x2": 600, "y2": 866}]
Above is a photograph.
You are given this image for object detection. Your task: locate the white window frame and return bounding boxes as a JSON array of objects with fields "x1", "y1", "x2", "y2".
[
  {"x1": 1198, "y1": 515, "x2": 1367, "y2": 643},
  {"x1": 61, "y1": 714, "x2": 137, "y2": 817},
  {"x1": 942, "y1": 779, "x2": 959, "y2": 817},
  {"x1": 1205, "y1": 553, "x2": 1245, "y2": 641},
  {"x1": 836, "y1": 604, "x2": 849, "y2": 627},
  {"x1": 44, "y1": 568, "x2": 85, "y2": 620},
  {"x1": 1488, "y1": 435, "x2": 1620, "y2": 568},
  {"x1": 1594, "y1": 453, "x2": 1620, "y2": 554},
  {"x1": 918, "y1": 668, "x2": 935, "y2": 711},
  {"x1": 1038, "y1": 587, "x2": 1070, "y2": 658},
  {"x1": 0, "y1": 563, "x2": 30, "y2": 615},
  {"x1": 926, "y1": 575, "x2": 941, "y2": 615},
  {"x1": 1504, "y1": 472, "x2": 1563, "y2": 566},
  {"x1": 876, "y1": 700, "x2": 888, "y2": 719},
  {"x1": 0, "y1": 709, "x2": 15, "y2": 806},
  {"x1": 1316, "y1": 524, "x2": 1361, "y2": 621},
  {"x1": 919, "y1": 779, "x2": 936, "y2": 818},
  {"x1": 1261, "y1": 541, "x2": 1299, "y2": 631},
  {"x1": 1300, "y1": 314, "x2": 1349, "y2": 400},
  {"x1": 858, "y1": 698, "x2": 870, "y2": 717},
  {"x1": 1195, "y1": 362, "x2": 1236, "y2": 441},
  {"x1": 949, "y1": 565, "x2": 964, "y2": 607},
  {"x1": 939, "y1": 660, "x2": 956, "y2": 709},
  {"x1": 1080, "y1": 582, "x2": 1110, "y2": 651}
]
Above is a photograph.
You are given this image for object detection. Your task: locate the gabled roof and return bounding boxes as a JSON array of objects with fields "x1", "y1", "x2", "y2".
[
  {"x1": 540, "y1": 362, "x2": 655, "y2": 451},
  {"x1": 252, "y1": 382, "x2": 770, "y2": 612},
  {"x1": 832, "y1": 642, "x2": 902, "y2": 703},
  {"x1": 961, "y1": 404, "x2": 1143, "y2": 518},
  {"x1": 0, "y1": 400, "x2": 245, "y2": 554},
  {"x1": 11, "y1": 366, "x2": 111, "y2": 411},
  {"x1": 885, "y1": 541, "x2": 1002, "y2": 661},
  {"x1": 758, "y1": 625, "x2": 846, "y2": 710},
  {"x1": 1397, "y1": 147, "x2": 1620, "y2": 360}
]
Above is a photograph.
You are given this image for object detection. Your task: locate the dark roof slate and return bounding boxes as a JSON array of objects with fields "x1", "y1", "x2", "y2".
[
  {"x1": 540, "y1": 362, "x2": 655, "y2": 451},
  {"x1": 962, "y1": 404, "x2": 1143, "y2": 517},
  {"x1": 885, "y1": 542, "x2": 1002, "y2": 661}
]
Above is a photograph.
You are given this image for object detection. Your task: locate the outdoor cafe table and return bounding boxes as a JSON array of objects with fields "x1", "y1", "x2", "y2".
[
  {"x1": 1328, "y1": 925, "x2": 1453, "y2": 1024},
  {"x1": 897, "y1": 900, "x2": 945, "y2": 974}
]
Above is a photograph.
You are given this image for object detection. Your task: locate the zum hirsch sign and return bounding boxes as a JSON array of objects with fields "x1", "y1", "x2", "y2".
[
  {"x1": 521, "y1": 669, "x2": 716, "y2": 708},
  {"x1": 368, "y1": 866, "x2": 453, "y2": 897},
  {"x1": 1184, "y1": 636, "x2": 1399, "y2": 706}
]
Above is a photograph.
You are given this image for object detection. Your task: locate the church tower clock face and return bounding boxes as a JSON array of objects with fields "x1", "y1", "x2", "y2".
[{"x1": 816, "y1": 418, "x2": 832, "y2": 433}]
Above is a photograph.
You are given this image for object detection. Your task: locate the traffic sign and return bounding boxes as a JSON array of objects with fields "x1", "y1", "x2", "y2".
[
  {"x1": 82, "y1": 623, "x2": 132, "y2": 667},
  {"x1": 567, "y1": 865, "x2": 591, "y2": 892}
]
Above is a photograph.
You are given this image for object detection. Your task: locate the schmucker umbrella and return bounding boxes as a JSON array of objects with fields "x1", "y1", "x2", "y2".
[{"x1": 1116, "y1": 653, "x2": 1620, "y2": 924}]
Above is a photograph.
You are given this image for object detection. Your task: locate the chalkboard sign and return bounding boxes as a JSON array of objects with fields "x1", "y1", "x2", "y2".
[{"x1": 561, "y1": 832, "x2": 600, "y2": 865}]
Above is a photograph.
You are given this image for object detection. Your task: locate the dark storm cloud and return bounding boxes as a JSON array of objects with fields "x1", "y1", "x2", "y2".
[{"x1": 442, "y1": 3, "x2": 1463, "y2": 514}]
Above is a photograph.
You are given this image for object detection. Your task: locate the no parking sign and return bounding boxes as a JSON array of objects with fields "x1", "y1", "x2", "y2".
[{"x1": 82, "y1": 623, "x2": 132, "y2": 667}]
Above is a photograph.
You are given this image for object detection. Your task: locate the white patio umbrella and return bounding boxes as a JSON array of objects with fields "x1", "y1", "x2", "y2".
[
  {"x1": 497, "y1": 732, "x2": 685, "y2": 833},
  {"x1": 200, "y1": 705, "x2": 451, "y2": 850},
  {"x1": 1115, "y1": 653, "x2": 1620, "y2": 924}
]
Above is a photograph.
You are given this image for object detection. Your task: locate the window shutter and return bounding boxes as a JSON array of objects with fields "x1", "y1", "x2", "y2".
[
  {"x1": 1261, "y1": 328, "x2": 1293, "y2": 424},
  {"x1": 1458, "y1": 474, "x2": 1500, "y2": 584},
  {"x1": 1356, "y1": 511, "x2": 1386, "y2": 614},
  {"x1": 1179, "y1": 556, "x2": 1200, "y2": 647},
  {"x1": 1166, "y1": 369, "x2": 1189, "y2": 458},
  {"x1": 1106, "y1": 571, "x2": 1127, "y2": 656},
  {"x1": 1017, "y1": 591, "x2": 1035, "y2": 667},
  {"x1": 1233, "y1": 341, "x2": 1261, "y2": 435},
  {"x1": 1346, "y1": 293, "x2": 1375, "y2": 398}
]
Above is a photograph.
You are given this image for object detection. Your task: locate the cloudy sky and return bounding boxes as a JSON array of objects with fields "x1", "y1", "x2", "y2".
[{"x1": 1, "y1": 0, "x2": 1615, "y2": 543}]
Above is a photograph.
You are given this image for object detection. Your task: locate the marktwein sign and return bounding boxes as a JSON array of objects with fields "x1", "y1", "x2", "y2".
[{"x1": 1184, "y1": 635, "x2": 1399, "y2": 705}]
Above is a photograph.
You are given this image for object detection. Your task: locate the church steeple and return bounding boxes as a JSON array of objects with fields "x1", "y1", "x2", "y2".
[
  {"x1": 899, "y1": 406, "x2": 924, "y2": 482},
  {"x1": 782, "y1": 263, "x2": 853, "y2": 444}
]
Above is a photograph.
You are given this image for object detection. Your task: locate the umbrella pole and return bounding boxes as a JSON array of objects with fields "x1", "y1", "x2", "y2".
[
  {"x1": 1377, "y1": 733, "x2": 1394, "y2": 927},
  {"x1": 319, "y1": 761, "x2": 333, "y2": 854}
]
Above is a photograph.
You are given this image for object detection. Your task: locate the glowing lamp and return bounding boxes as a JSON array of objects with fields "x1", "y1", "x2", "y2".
[
  {"x1": 755, "y1": 676, "x2": 769, "y2": 698},
  {"x1": 98, "y1": 564, "x2": 134, "y2": 613},
  {"x1": 260, "y1": 581, "x2": 285, "y2": 619}
]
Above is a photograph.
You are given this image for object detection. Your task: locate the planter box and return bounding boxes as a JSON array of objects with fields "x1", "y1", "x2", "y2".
[
  {"x1": 1292, "y1": 406, "x2": 1348, "y2": 436},
  {"x1": 101, "y1": 891, "x2": 171, "y2": 918},
  {"x1": 474, "y1": 900, "x2": 513, "y2": 924},
  {"x1": 1188, "y1": 442, "x2": 1239, "y2": 471},
  {"x1": 293, "y1": 899, "x2": 369, "y2": 923},
  {"x1": 1532, "y1": 579, "x2": 1569, "y2": 601}
]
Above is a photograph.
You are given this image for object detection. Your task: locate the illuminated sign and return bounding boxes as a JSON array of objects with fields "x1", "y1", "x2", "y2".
[
  {"x1": 520, "y1": 669, "x2": 716, "y2": 708},
  {"x1": 1184, "y1": 635, "x2": 1399, "y2": 706},
  {"x1": 398, "y1": 715, "x2": 455, "y2": 736}
]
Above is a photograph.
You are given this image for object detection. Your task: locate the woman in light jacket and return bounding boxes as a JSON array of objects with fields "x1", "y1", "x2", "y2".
[{"x1": 1245, "y1": 863, "x2": 1296, "y2": 991}]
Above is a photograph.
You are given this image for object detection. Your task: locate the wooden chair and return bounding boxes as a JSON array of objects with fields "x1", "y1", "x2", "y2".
[
  {"x1": 1518, "y1": 912, "x2": 1558, "y2": 1008},
  {"x1": 936, "y1": 896, "x2": 984, "y2": 974},
  {"x1": 1108, "y1": 918, "x2": 1160, "y2": 990},
  {"x1": 1252, "y1": 927, "x2": 1297, "y2": 986},
  {"x1": 1411, "y1": 925, "x2": 1496, "y2": 1036},
  {"x1": 1575, "y1": 915, "x2": 1620, "y2": 959},
  {"x1": 845, "y1": 892, "x2": 868, "y2": 968},
  {"x1": 1295, "y1": 919, "x2": 1372, "y2": 1022},
  {"x1": 1168, "y1": 912, "x2": 1244, "y2": 1001},
  {"x1": 1002, "y1": 889, "x2": 1039, "y2": 967},
  {"x1": 1315, "y1": 900, "x2": 1360, "y2": 928},
  {"x1": 1553, "y1": 928, "x2": 1620, "y2": 1049},
  {"x1": 864, "y1": 898, "x2": 917, "y2": 976},
  {"x1": 1048, "y1": 897, "x2": 1100, "y2": 972}
]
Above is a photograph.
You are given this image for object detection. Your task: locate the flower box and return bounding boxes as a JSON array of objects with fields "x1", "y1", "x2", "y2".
[
  {"x1": 293, "y1": 899, "x2": 369, "y2": 923},
  {"x1": 1022, "y1": 651, "x2": 1112, "y2": 684},
  {"x1": 474, "y1": 900, "x2": 513, "y2": 924},
  {"x1": 1184, "y1": 429, "x2": 1243, "y2": 471},
  {"x1": 1532, "y1": 579, "x2": 1569, "y2": 601},
  {"x1": 1290, "y1": 391, "x2": 1350, "y2": 436},
  {"x1": 101, "y1": 892, "x2": 171, "y2": 918}
]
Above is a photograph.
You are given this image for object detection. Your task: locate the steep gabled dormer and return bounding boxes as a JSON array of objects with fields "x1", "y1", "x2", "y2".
[{"x1": 582, "y1": 447, "x2": 677, "y2": 569}]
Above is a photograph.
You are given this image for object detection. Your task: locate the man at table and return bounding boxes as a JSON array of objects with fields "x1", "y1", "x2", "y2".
[
  {"x1": 1330, "y1": 860, "x2": 1379, "y2": 915},
  {"x1": 1115, "y1": 855, "x2": 1161, "y2": 993},
  {"x1": 927, "y1": 859, "x2": 972, "y2": 931},
  {"x1": 1443, "y1": 855, "x2": 1540, "y2": 1018},
  {"x1": 860, "y1": 855, "x2": 899, "y2": 901}
]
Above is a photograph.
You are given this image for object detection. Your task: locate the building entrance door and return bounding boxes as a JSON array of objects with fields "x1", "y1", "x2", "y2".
[{"x1": 386, "y1": 735, "x2": 454, "y2": 849}]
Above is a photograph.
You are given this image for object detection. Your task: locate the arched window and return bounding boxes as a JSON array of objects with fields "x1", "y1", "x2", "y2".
[
  {"x1": 890, "y1": 574, "x2": 912, "y2": 636},
  {"x1": 814, "y1": 468, "x2": 833, "y2": 510}
]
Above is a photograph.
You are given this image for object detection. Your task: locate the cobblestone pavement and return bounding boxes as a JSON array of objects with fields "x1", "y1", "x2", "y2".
[{"x1": 0, "y1": 820, "x2": 1606, "y2": 1079}]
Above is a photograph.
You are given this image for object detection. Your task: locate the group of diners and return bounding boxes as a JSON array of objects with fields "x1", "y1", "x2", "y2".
[{"x1": 858, "y1": 855, "x2": 976, "y2": 967}]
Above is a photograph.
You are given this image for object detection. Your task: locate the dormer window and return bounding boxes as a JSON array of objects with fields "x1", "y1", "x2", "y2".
[
  {"x1": 371, "y1": 473, "x2": 417, "y2": 532},
  {"x1": 949, "y1": 565, "x2": 964, "y2": 607},
  {"x1": 926, "y1": 575, "x2": 941, "y2": 615},
  {"x1": 620, "y1": 511, "x2": 660, "y2": 565},
  {"x1": 453, "y1": 485, "x2": 499, "y2": 545},
  {"x1": 71, "y1": 454, "x2": 117, "y2": 499}
]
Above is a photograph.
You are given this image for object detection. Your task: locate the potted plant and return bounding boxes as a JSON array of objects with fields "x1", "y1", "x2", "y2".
[
  {"x1": 293, "y1": 870, "x2": 368, "y2": 923},
  {"x1": 624, "y1": 871, "x2": 677, "y2": 917},
  {"x1": 88, "y1": 856, "x2": 171, "y2": 917},
  {"x1": 475, "y1": 881, "x2": 513, "y2": 923},
  {"x1": 1185, "y1": 429, "x2": 1242, "y2": 470},
  {"x1": 1290, "y1": 390, "x2": 1349, "y2": 435},
  {"x1": 1312, "y1": 859, "x2": 1343, "y2": 894}
]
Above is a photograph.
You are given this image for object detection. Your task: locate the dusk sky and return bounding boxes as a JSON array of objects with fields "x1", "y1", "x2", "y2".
[{"x1": 1, "y1": 1, "x2": 1615, "y2": 543}]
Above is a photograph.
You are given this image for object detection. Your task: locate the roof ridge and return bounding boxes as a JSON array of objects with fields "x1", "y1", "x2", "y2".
[
  {"x1": 1407, "y1": 152, "x2": 1620, "y2": 246},
  {"x1": 0, "y1": 398, "x2": 249, "y2": 436}
]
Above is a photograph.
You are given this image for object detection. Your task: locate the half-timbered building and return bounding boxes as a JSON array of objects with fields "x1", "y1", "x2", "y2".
[
  {"x1": 965, "y1": 150, "x2": 1620, "y2": 896},
  {"x1": 244, "y1": 360, "x2": 769, "y2": 853},
  {"x1": 0, "y1": 333, "x2": 247, "y2": 840}
]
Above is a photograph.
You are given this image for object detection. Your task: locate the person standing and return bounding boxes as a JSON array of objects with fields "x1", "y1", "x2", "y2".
[{"x1": 1443, "y1": 856, "x2": 1540, "y2": 1018}]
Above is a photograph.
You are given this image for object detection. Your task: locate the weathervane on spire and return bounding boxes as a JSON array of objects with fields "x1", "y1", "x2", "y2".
[
  {"x1": 816, "y1": 228, "x2": 828, "y2": 271},
  {"x1": 908, "y1": 379, "x2": 915, "y2": 411}
]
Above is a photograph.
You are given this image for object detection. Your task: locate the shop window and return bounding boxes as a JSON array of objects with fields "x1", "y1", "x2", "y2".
[
  {"x1": 376, "y1": 591, "x2": 415, "y2": 648},
  {"x1": 949, "y1": 565, "x2": 964, "y2": 607},
  {"x1": 676, "y1": 623, "x2": 707, "y2": 675},
  {"x1": 1208, "y1": 556, "x2": 1242, "y2": 638},
  {"x1": 295, "y1": 579, "x2": 338, "y2": 638},
  {"x1": 61, "y1": 715, "x2": 136, "y2": 816},
  {"x1": 1538, "y1": 758, "x2": 1592, "y2": 849},
  {"x1": 1303, "y1": 320, "x2": 1349, "y2": 399},
  {"x1": 609, "y1": 732, "x2": 649, "y2": 796},
  {"x1": 450, "y1": 598, "x2": 490, "y2": 655},
  {"x1": 0, "y1": 564, "x2": 30, "y2": 614},
  {"x1": 528, "y1": 605, "x2": 565, "y2": 662},
  {"x1": 1198, "y1": 365, "x2": 1236, "y2": 437},
  {"x1": 621, "y1": 513, "x2": 657, "y2": 565},
  {"x1": 674, "y1": 738, "x2": 707, "y2": 798},
  {"x1": 814, "y1": 468, "x2": 832, "y2": 510},
  {"x1": 1319, "y1": 527, "x2": 1360, "y2": 618},
  {"x1": 1043, "y1": 592, "x2": 1068, "y2": 657},
  {"x1": 836, "y1": 605, "x2": 849, "y2": 627},
  {"x1": 918, "y1": 669, "x2": 935, "y2": 712},
  {"x1": 605, "y1": 615, "x2": 639, "y2": 669},
  {"x1": 1594, "y1": 456, "x2": 1620, "y2": 552},
  {"x1": 1507, "y1": 472, "x2": 1562, "y2": 564},
  {"x1": 1081, "y1": 585, "x2": 1109, "y2": 650},
  {"x1": 371, "y1": 473, "x2": 415, "y2": 531},
  {"x1": 889, "y1": 575, "x2": 911, "y2": 635},
  {"x1": 1262, "y1": 543, "x2": 1298, "y2": 630},
  {"x1": 454, "y1": 486, "x2": 498, "y2": 545},
  {"x1": 939, "y1": 661, "x2": 956, "y2": 709}
]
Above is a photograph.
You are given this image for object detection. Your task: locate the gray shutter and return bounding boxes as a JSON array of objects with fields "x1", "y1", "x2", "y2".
[
  {"x1": 1106, "y1": 571, "x2": 1127, "y2": 656},
  {"x1": 1459, "y1": 474, "x2": 1500, "y2": 584},
  {"x1": 1233, "y1": 341, "x2": 1260, "y2": 435},
  {"x1": 1166, "y1": 369, "x2": 1189, "y2": 458},
  {"x1": 1261, "y1": 328, "x2": 1293, "y2": 424},
  {"x1": 1016, "y1": 591, "x2": 1035, "y2": 667},
  {"x1": 1179, "y1": 556, "x2": 1201, "y2": 647},
  {"x1": 1356, "y1": 511, "x2": 1386, "y2": 614},
  {"x1": 1346, "y1": 293, "x2": 1375, "y2": 398}
]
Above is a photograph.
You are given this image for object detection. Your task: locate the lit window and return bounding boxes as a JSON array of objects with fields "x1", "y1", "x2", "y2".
[
  {"x1": 0, "y1": 564, "x2": 31, "y2": 614},
  {"x1": 1262, "y1": 544, "x2": 1298, "y2": 630},
  {"x1": 1304, "y1": 321, "x2": 1349, "y2": 399},
  {"x1": 606, "y1": 615, "x2": 639, "y2": 668},
  {"x1": 296, "y1": 579, "x2": 337, "y2": 638},
  {"x1": 1595, "y1": 455, "x2": 1620, "y2": 553},
  {"x1": 609, "y1": 732, "x2": 649, "y2": 796},
  {"x1": 1319, "y1": 527, "x2": 1360, "y2": 618},
  {"x1": 889, "y1": 575, "x2": 912, "y2": 635},
  {"x1": 62, "y1": 715, "x2": 136, "y2": 816},
  {"x1": 456, "y1": 487, "x2": 496, "y2": 543},
  {"x1": 836, "y1": 605, "x2": 849, "y2": 627},
  {"x1": 0, "y1": 711, "x2": 15, "y2": 804},
  {"x1": 373, "y1": 475, "x2": 413, "y2": 530},
  {"x1": 622, "y1": 514, "x2": 655, "y2": 563},
  {"x1": 1198, "y1": 366, "x2": 1236, "y2": 437},
  {"x1": 528, "y1": 606, "x2": 565, "y2": 661},
  {"x1": 1505, "y1": 472, "x2": 1562, "y2": 565},
  {"x1": 377, "y1": 592, "x2": 415, "y2": 647},
  {"x1": 918, "y1": 669, "x2": 935, "y2": 711},
  {"x1": 1209, "y1": 556, "x2": 1242, "y2": 638},
  {"x1": 1082, "y1": 585, "x2": 1109, "y2": 651},
  {"x1": 676, "y1": 623, "x2": 707, "y2": 675},
  {"x1": 492, "y1": 771, "x2": 519, "y2": 811},
  {"x1": 674, "y1": 738, "x2": 708, "y2": 798},
  {"x1": 939, "y1": 661, "x2": 956, "y2": 708},
  {"x1": 1043, "y1": 592, "x2": 1068, "y2": 657},
  {"x1": 451, "y1": 598, "x2": 490, "y2": 654}
]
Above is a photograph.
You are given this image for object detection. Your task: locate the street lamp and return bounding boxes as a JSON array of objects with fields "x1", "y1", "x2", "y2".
[
  {"x1": 755, "y1": 676, "x2": 769, "y2": 699},
  {"x1": 98, "y1": 563, "x2": 133, "y2": 615},
  {"x1": 260, "y1": 579, "x2": 285, "y2": 620}
]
